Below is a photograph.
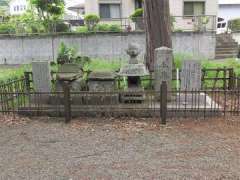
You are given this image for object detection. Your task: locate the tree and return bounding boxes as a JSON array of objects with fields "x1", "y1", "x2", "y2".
[
  {"x1": 29, "y1": 0, "x2": 65, "y2": 21},
  {"x1": 144, "y1": 0, "x2": 172, "y2": 72}
]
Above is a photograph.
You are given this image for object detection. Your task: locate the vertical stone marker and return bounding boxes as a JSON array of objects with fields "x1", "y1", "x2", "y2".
[
  {"x1": 181, "y1": 60, "x2": 202, "y2": 90},
  {"x1": 154, "y1": 47, "x2": 173, "y2": 92},
  {"x1": 32, "y1": 61, "x2": 51, "y2": 92}
]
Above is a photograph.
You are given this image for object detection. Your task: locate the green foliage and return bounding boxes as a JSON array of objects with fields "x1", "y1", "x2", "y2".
[
  {"x1": 84, "y1": 59, "x2": 123, "y2": 72},
  {"x1": 10, "y1": 10, "x2": 46, "y2": 34},
  {"x1": 55, "y1": 21, "x2": 70, "y2": 32},
  {"x1": 229, "y1": 18, "x2": 240, "y2": 32},
  {"x1": 84, "y1": 14, "x2": 100, "y2": 31},
  {"x1": 30, "y1": 0, "x2": 65, "y2": 20},
  {"x1": 0, "y1": 23, "x2": 15, "y2": 34},
  {"x1": 75, "y1": 26, "x2": 88, "y2": 33},
  {"x1": 95, "y1": 24, "x2": 121, "y2": 32},
  {"x1": 57, "y1": 42, "x2": 77, "y2": 64},
  {"x1": 109, "y1": 24, "x2": 121, "y2": 32},
  {"x1": 130, "y1": 8, "x2": 143, "y2": 19},
  {"x1": 0, "y1": 65, "x2": 29, "y2": 83},
  {"x1": 75, "y1": 24, "x2": 121, "y2": 33}
]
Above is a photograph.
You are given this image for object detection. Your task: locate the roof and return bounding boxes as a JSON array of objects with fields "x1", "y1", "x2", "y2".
[
  {"x1": 219, "y1": 0, "x2": 240, "y2": 5},
  {"x1": 67, "y1": 3, "x2": 85, "y2": 10}
]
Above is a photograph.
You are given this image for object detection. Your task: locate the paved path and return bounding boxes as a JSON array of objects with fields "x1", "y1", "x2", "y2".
[{"x1": 0, "y1": 117, "x2": 239, "y2": 179}]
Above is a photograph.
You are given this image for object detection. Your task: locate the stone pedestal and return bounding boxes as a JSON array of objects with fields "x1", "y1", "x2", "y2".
[{"x1": 154, "y1": 47, "x2": 173, "y2": 92}]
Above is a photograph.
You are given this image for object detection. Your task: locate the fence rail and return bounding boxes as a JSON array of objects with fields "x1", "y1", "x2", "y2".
[
  {"x1": 0, "y1": 80, "x2": 239, "y2": 124},
  {"x1": 0, "y1": 15, "x2": 216, "y2": 36}
]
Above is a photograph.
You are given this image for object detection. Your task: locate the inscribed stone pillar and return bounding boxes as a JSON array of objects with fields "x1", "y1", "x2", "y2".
[
  {"x1": 154, "y1": 47, "x2": 173, "y2": 92},
  {"x1": 32, "y1": 61, "x2": 51, "y2": 92},
  {"x1": 180, "y1": 60, "x2": 202, "y2": 90}
]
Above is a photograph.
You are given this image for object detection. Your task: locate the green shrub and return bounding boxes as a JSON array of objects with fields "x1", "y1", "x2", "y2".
[
  {"x1": 0, "y1": 23, "x2": 15, "y2": 34},
  {"x1": 55, "y1": 22, "x2": 70, "y2": 32},
  {"x1": 109, "y1": 24, "x2": 121, "y2": 32},
  {"x1": 130, "y1": 8, "x2": 143, "y2": 20},
  {"x1": 96, "y1": 24, "x2": 110, "y2": 31},
  {"x1": 57, "y1": 42, "x2": 77, "y2": 64},
  {"x1": 75, "y1": 26, "x2": 88, "y2": 33},
  {"x1": 229, "y1": 18, "x2": 240, "y2": 32},
  {"x1": 84, "y1": 14, "x2": 100, "y2": 31},
  {"x1": 95, "y1": 24, "x2": 121, "y2": 32}
]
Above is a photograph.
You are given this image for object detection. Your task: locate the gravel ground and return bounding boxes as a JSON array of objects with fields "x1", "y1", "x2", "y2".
[{"x1": 0, "y1": 116, "x2": 240, "y2": 180}]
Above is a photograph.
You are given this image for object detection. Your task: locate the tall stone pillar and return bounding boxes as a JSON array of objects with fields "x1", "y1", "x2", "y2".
[
  {"x1": 32, "y1": 61, "x2": 51, "y2": 92},
  {"x1": 154, "y1": 47, "x2": 173, "y2": 92}
]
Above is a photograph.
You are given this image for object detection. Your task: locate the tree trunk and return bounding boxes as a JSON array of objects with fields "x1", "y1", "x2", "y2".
[{"x1": 144, "y1": 0, "x2": 172, "y2": 72}]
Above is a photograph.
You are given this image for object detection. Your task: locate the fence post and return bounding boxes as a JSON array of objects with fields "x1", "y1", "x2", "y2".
[
  {"x1": 24, "y1": 72, "x2": 31, "y2": 93},
  {"x1": 63, "y1": 82, "x2": 71, "y2": 123},
  {"x1": 229, "y1": 68, "x2": 235, "y2": 90},
  {"x1": 160, "y1": 81, "x2": 167, "y2": 125},
  {"x1": 223, "y1": 66, "x2": 227, "y2": 90}
]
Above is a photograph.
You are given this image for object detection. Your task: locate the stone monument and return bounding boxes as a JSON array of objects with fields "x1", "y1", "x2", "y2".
[
  {"x1": 180, "y1": 60, "x2": 202, "y2": 90},
  {"x1": 32, "y1": 61, "x2": 51, "y2": 92},
  {"x1": 56, "y1": 63, "x2": 84, "y2": 91},
  {"x1": 88, "y1": 71, "x2": 116, "y2": 92},
  {"x1": 118, "y1": 43, "x2": 149, "y2": 103},
  {"x1": 154, "y1": 47, "x2": 173, "y2": 92}
]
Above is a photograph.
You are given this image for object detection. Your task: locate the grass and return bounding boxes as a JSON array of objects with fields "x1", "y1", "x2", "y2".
[
  {"x1": 0, "y1": 55, "x2": 239, "y2": 90},
  {"x1": 0, "y1": 65, "x2": 30, "y2": 83},
  {"x1": 84, "y1": 59, "x2": 124, "y2": 72}
]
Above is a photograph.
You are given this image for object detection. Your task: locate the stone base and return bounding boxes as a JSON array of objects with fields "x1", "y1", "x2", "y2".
[{"x1": 48, "y1": 94, "x2": 119, "y2": 105}]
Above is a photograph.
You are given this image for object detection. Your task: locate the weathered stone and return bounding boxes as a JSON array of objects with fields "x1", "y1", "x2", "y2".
[
  {"x1": 126, "y1": 43, "x2": 141, "y2": 64},
  {"x1": 32, "y1": 61, "x2": 51, "y2": 92},
  {"x1": 118, "y1": 43, "x2": 149, "y2": 103},
  {"x1": 56, "y1": 63, "x2": 83, "y2": 81},
  {"x1": 118, "y1": 64, "x2": 149, "y2": 77},
  {"x1": 180, "y1": 60, "x2": 202, "y2": 90},
  {"x1": 154, "y1": 47, "x2": 173, "y2": 91},
  {"x1": 88, "y1": 72, "x2": 116, "y2": 92}
]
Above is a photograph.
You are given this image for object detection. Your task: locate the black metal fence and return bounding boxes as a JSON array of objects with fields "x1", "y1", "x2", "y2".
[{"x1": 0, "y1": 78, "x2": 239, "y2": 124}]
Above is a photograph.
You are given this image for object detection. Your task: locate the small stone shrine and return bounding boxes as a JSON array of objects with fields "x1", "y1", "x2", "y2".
[{"x1": 118, "y1": 43, "x2": 149, "y2": 102}]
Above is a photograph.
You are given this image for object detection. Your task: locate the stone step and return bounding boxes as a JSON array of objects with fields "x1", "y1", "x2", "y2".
[
  {"x1": 215, "y1": 54, "x2": 237, "y2": 59},
  {"x1": 215, "y1": 49, "x2": 239, "y2": 54},
  {"x1": 216, "y1": 44, "x2": 239, "y2": 49}
]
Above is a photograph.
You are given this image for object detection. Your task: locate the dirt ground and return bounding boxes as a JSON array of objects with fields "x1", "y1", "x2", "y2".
[{"x1": 0, "y1": 116, "x2": 239, "y2": 180}]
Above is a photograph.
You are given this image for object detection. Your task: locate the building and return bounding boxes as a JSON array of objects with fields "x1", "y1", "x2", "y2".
[
  {"x1": 9, "y1": 0, "x2": 27, "y2": 15},
  {"x1": 84, "y1": 0, "x2": 217, "y2": 18},
  {"x1": 84, "y1": 0, "x2": 218, "y2": 31},
  {"x1": 218, "y1": 0, "x2": 240, "y2": 21}
]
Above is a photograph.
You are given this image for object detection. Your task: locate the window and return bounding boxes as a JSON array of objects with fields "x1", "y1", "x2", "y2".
[
  {"x1": 135, "y1": 0, "x2": 142, "y2": 9},
  {"x1": 184, "y1": 2, "x2": 205, "y2": 16},
  {"x1": 99, "y1": 4, "x2": 121, "y2": 19}
]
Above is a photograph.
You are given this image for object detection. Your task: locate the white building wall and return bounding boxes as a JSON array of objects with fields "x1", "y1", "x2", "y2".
[{"x1": 9, "y1": 0, "x2": 27, "y2": 15}]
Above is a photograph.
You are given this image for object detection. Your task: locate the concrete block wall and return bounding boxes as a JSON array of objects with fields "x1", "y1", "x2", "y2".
[{"x1": 0, "y1": 32, "x2": 216, "y2": 64}]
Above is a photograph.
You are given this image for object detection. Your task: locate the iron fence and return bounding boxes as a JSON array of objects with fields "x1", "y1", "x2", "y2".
[
  {"x1": 0, "y1": 15, "x2": 216, "y2": 36},
  {"x1": 0, "y1": 82, "x2": 239, "y2": 124}
]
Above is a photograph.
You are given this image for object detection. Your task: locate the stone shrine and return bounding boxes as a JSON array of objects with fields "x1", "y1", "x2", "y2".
[{"x1": 118, "y1": 43, "x2": 149, "y2": 102}]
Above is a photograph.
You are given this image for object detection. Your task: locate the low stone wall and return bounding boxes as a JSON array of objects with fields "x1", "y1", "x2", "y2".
[{"x1": 0, "y1": 32, "x2": 216, "y2": 64}]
